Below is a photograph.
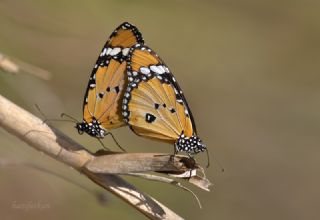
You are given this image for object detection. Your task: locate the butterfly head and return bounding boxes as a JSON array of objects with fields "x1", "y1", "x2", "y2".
[
  {"x1": 75, "y1": 119, "x2": 107, "y2": 138},
  {"x1": 175, "y1": 133, "x2": 206, "y2": 155}
]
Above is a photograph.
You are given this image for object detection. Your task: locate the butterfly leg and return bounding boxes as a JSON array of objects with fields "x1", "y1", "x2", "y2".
[
  {"x1": 187, "y1": 153, "x2": 196, "y2": 180},
  {"x1": 169, "y1": 148, "x2": 178, "y2": 165},
  {"x1": 105, "y1": 132, "x2": 127, "y2": 152},
  {"x1": 34, "y1": 104, "x2": 57, "y2": 125},
  {"x1": 97, "y1": 138, "x2": 111, "y2": 151},
  {"x1": 172, "y1": 148, "x2": 177, "y2": 159}
]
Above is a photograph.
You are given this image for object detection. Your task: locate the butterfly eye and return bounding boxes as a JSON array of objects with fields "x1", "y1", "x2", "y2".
[{"x1": 75, "y1": 123, "x2": 84, "y2": 135}]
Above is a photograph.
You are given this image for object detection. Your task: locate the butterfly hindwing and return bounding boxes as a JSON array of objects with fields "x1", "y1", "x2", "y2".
[{"x1": 122, "y1": 45, "x2": 195, "y2": 143}]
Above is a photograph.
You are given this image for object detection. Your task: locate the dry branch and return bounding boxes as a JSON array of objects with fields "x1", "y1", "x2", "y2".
[
  {"x1": 0, "y1": 94, "x2": 210, "y2": 219},
  {"x1": 0, "y1": 52, "x2": 51, "y2": 80}
]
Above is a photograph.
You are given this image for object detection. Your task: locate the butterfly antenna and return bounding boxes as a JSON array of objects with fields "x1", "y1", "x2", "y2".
[
  {"x1": 60, "y1": 113, "x2": 79, "y2": 123},
  {"x1": 205, "y1": 148, "x2": 210, "y2": 168},
  {"x1": 34, "y1": 104, "x2": 74, "y2": 124},
  {"x1": 204, "y1": 147, "x2": 224, "y2": 172},
  {"x1": 34, "y1": 103, "x2": 47, "y2": 120},
  {"x1": 107, "y1": 132, "x2": 126, "y2": 152},
  {"x1": 213, "y1": 152, "x2": 225, "y2": 173},
  {"x1": 35, "y1": 104, "x2": 80, "y2": 124}
]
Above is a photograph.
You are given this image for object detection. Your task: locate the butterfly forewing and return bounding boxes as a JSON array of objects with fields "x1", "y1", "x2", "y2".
[
  {"x1": 80, "y1": 22, "x2": 144, "y2": 136},
  {"x1": 123, "y1": 45, "x2": 195, "y2": 143}
]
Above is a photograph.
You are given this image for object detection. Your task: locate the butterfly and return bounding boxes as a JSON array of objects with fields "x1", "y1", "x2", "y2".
[
  {"x1": 122, "y1": 44, "x2": 206, "y2": 156},
  {"x1": 75, "y1": 22, "x2": 144, "y2": 138}
]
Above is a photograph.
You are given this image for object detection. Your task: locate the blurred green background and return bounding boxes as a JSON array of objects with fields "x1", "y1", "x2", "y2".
[{"x1": 1, "y1": 0, "x2": 319, "y2": 219}]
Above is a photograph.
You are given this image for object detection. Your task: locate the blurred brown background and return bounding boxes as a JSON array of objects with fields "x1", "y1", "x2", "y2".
[{"x1": 0, "y1": 0, "x2": 319, "y2": 219}]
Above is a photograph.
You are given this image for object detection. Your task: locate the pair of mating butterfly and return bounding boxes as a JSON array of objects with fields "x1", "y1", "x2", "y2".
[{"x1": 75, "y1": 22, "x2": 207, "y2": 161}]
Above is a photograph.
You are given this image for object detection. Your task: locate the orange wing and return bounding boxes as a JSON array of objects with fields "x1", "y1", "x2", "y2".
[
  {"x1": 82, "y1": 22, "x2": 144, "y2": 131},
  {"x1": 122, "y1": 45, "x2": 196, "y2": 143},
  {"x1": 83, "y1": 60, "x2": 127, "y2": 129}
]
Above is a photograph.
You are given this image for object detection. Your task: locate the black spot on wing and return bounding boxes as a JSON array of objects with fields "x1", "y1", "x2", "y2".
[
  {"x1": 169, "y1": 108, "x2": 176, "y2": 113},
  {"x1": 145, "y1": 113, "x2": 156, "y2": 123},
  {"x1": 114, "y1": 86, "x2": 120, "y2": 93},
  {"x1": 98, "y1": 93, "x2": 104, "y2": 99}
]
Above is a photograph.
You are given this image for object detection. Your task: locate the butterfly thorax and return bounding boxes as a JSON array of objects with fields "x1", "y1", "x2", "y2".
[
  {"x1": 175, "y1": 133, "x2": 206, "y2": 155},
  {"x1": 75, "y1": 119, "x2": 107, "y2": 138}
]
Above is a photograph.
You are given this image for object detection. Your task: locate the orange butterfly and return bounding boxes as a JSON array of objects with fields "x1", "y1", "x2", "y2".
[
  {"x1": 122, "y1": 45, "x2": 206, "y2": 155},
  {"x1": 76, "y1": 22, "x2": 144, "y2": 138}
]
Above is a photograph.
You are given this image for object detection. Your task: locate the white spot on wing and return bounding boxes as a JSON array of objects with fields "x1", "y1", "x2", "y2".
[
  {"x1": 110, "y1": 47, "x2": 121, "y2": 56},
  {"x1": 150, "y1": 65, "x2": 164, "y2": 74},
  {"x1": 140, "y1": 67, "x2": 150, "y2": 74},
  {"x1": 158, "y1": 65, "x2": 166, "y2": 74},
  {"x1": 106, "y1": 48, "x2": 112, "y2": 55},
  {"x1": 100, "y1": 48, "x2": 107, "y2": 56},
  {"x1": 122, "y1": 48, "x2": 130, "y2": 56}
]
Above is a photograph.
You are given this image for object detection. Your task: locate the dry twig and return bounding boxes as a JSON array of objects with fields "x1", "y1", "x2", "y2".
[
  {"x1": 0, "y1": 52, "x2": 51, "y2": 80},
  {"x1": 0, "y1": 94, "x2": 210, "y2": 219}
]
